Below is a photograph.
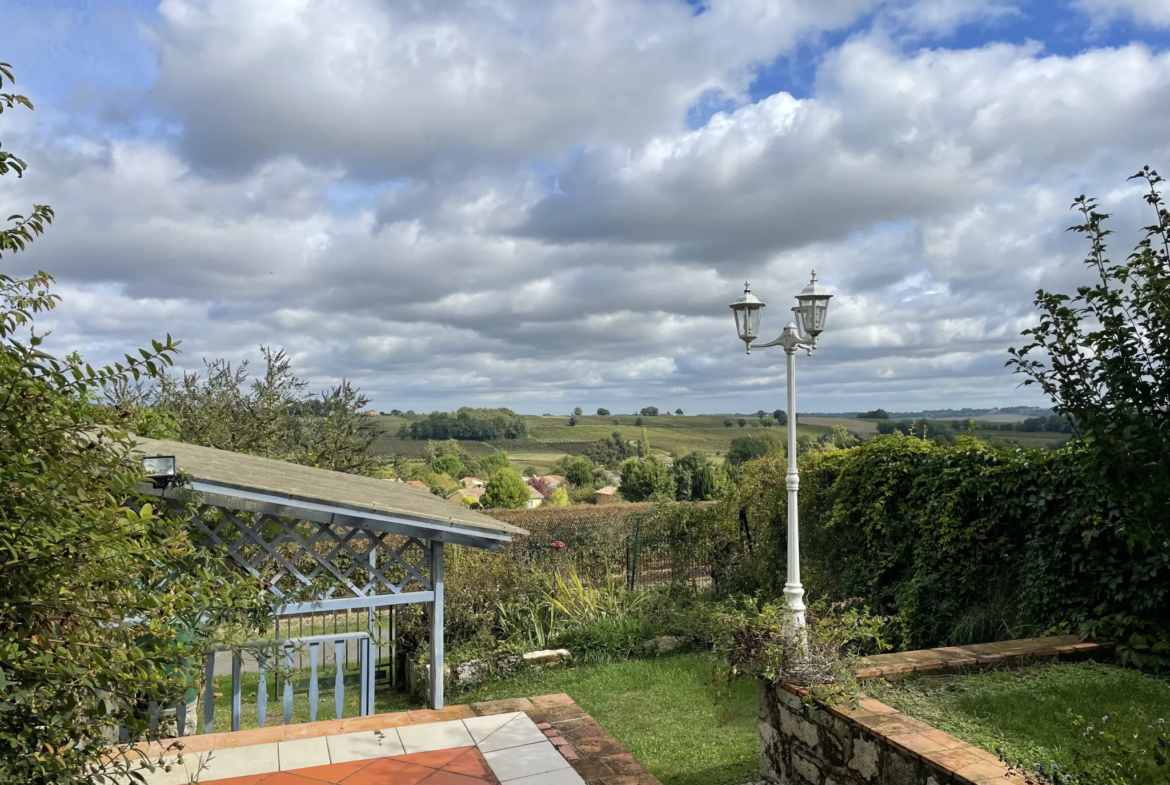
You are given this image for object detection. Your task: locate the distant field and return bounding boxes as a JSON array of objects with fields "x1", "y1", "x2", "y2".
[
  {"x1": 365, "y1": 414, "x2": 832, "y2": 460},
  {"x1": 969, "y1": 413, "x2": 1034, "y2": 423},
  {"x1": 368, "y1": 438, "x2": 499, "y2": 458},
  {"x1": 800, "y1": 416, "x2": 878, "y2": 434},
  {"x1": 526, "y1": 415, "x2": 830, "y2": 455},
  {"x1": 977, "y1": 430, "x2": 1070, "y2": 448},
  {"x1": 507, "y1": 453, "x2": 570, "y2": 474}
]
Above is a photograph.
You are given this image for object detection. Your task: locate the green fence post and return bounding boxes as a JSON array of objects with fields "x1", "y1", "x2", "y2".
[{"x1": 629, "y1": 518, "x2": 642, "y2": 590}]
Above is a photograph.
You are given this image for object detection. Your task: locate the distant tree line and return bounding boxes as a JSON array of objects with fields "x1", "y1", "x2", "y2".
[
  {"x1": 397, "y1": 407, "x2": 528, "y2": 440},
  {"x1": 875, "y1": 415, "x2": 1074, "y2": 444}
]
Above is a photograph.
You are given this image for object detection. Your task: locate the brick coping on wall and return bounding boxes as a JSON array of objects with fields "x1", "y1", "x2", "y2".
[
  {"x1": 111, "y1": 694, "x2": 662, "y2": 785},
  {"x1": 768, "y1": 634, "x2": 1112, "y2": 785}
]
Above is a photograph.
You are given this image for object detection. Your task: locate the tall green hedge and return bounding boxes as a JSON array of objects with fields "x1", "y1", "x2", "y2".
[{"x1": 737, "y1": 435, "x2": 1170, "y2": 664}]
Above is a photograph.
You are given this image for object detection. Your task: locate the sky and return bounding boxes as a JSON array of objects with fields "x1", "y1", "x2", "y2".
[{"x1": 3, "y1": 0, "x2": 1170, "y2": 415}]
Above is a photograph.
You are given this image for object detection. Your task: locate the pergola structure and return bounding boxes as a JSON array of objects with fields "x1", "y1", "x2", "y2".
[{"x1": 131, "y1": 437, "x2": 525, "y2": 716}]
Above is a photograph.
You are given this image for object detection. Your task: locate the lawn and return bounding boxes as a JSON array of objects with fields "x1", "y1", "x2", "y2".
[
  {"x1": 202, "y1": 654, "x2": 759, "y2": 785},
  {"x1": 865, "y1": 661, "x2": 1170, "y2": 782},
  {"x1": 455, "y1": 654, "x2": 759, "y2": 785}
]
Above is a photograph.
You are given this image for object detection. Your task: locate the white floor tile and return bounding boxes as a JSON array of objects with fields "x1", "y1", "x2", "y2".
[
  {"x1": 502, "y1": 767, "x2": 587, "y2": 785},
  {"x1": 396, "y1": 719, "x2": 475, "y2": 754},
  {"x1": 326, "y1": 729, "x2": 406, "y2": 763},
  {"x1": 278, "y1": 737, "x2": 332, "y2": 770},
  {"x1": 198, "y1": 744, "x2": 280, "y2": 781},
  {"x1": 463, "y1": 712, "x2": 525, "y2": 744},
  {"x1": 483, "y1": 741, "x2": 571, "y2": 782},
  {"x1": 476, "y1": 715, "x2": 550, "y2": 753},
  {"x1": 117, "y1": 754, "x2": 207, "y2": 785}
]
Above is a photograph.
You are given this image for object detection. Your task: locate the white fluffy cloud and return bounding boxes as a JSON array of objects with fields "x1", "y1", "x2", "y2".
[
  {"x1": 1075, "y1": 0, "x2": 1170, "y2": 27},
  {"x1": 7, "y1": 0, "x2": 1170, "y2": 413}
]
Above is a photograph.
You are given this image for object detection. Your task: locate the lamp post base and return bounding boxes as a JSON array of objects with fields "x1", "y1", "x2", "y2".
[{"x1": 783, "y1": 584, "x2": 806, "y2": 629}]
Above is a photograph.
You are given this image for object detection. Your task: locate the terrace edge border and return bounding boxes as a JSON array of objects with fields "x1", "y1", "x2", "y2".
[{"x1": 759, "y1": 635, "x2": 1113, "y2": 785}]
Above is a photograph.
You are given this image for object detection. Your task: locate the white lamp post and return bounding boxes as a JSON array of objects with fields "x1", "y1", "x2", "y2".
[{"x1": 730, "y1": 271, "x2": 832, "y2": 627}]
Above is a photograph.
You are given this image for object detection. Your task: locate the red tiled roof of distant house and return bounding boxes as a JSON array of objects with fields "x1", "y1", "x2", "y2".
[{"x1": 407, "y1": 480, "x2": 430, "y2": 490}]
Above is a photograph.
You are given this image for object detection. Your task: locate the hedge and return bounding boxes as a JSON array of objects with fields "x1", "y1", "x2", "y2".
[{"x1": 739, "y1": 435, "x2": 1170, "y2": 663}]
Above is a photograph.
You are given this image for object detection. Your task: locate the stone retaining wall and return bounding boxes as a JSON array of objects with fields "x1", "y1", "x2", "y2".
[{"x1": 758, "y1": 635, "x2": 1110, "y2": 785}]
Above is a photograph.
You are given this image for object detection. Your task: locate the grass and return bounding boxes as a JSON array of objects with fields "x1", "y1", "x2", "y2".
[
  {"x1": 368, "y1": 413, "x2": 833, "y2": 460},
  {"x1": 506, "y1": 452, "x2": 571, "y2": 475},
  {"x1": 201, "y1": 654, "x2": 758, "y2": 785},
  {"x1": 865, "y1": 661, "x2": 1170, "y2": 779},
  {"x1": 456, "y1": 654, "x2": 759, "y2": 785}
]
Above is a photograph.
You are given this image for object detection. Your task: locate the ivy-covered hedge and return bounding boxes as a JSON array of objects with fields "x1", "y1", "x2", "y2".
[{"x1": 737, "y1": 435, "x2": 1170, "y2": 664}]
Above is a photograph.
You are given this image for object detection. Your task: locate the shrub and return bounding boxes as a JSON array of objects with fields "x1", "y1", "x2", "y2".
[
  {"x1": 726, "y1": 432, "x2": 780, "y2": 465},
  {"x1": 482, "y1": 468, "x2": 531, "y2": 509},
  {"x1": 618, "y1": 456, "x2": 674, "y2": 502},
  {"x1": 733, "y1": 433, "x2": 1170, "y2": 661},
  {"x1": 713, "y1": 598, "x2": 887, "y2": 704},
  {"x1": 0, "y1": 62, "x2": 271, "y2": 784}
]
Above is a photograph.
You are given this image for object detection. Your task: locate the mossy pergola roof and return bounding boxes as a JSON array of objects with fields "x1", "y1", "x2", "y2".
[{"x1": 130, "y1": 436, "x2": 526, "y2": 549}]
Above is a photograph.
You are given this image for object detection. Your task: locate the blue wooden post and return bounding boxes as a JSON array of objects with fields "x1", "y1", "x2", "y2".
[
  {"x1": 257, "y1": 650, "x2": 268, "y2": 728},
  {"x1": 203, "y1": 656, "x2": 216, "y2": 734},
  {"x1": 309, "y1": 643, "x2": 319, "y2": 722},
  {"x1": 368, "y1": 545, "x2": 377, "y2": 714},
  {"x1": 230, "y1": 653, "x2": 242, "y2": 732},
  {"x1": 283, "y1": 643, "x2": 294, "y2": 726},
  {"x1": 429, "y1": 540, "x2": 444, "y2": 710},
  {"x1": 334, "y1": 640, "x2": 344, "y2": 720}
]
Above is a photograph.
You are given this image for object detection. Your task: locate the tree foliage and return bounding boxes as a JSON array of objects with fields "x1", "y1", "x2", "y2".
[
  {"x1": 727, "y1": 432, "x2": 780, "y2": 465},
  {"x1": 596, "y1": 407, "x2": 610, "y2": 416},
  {"x1": 618, "y1": 456, "x2": 674, "y2": 502},
  {"x1": 399, "y1": 407, "x2": 527, "y2": 441},
  {"x1": 581, "y1": 431, "x2": 635, "y2": 467},
  {"x1": 857, "y1": 408, "x2": 890, "y2": 419},
  {"x1": 672, "y1": 451, "x2": 718, "y2": 501},
  {"x1": 639, "y1": 406, "x2": 659, "y2": 417},
  {"x1": 0, "y1": 62, "x2": 270, "y2": 783},
  {"x1": 771, "y1": 408, "x2": 788, "y2": 426},
  {"x1": 481, "y1": 468, "x2": 531, "y2": 509},
  {"x1": 124, "y1": 347, "x2": 381, "y2": 475},
  {"x1": 1009, "y1": 167, "x2": 1170, "y2": 545}
]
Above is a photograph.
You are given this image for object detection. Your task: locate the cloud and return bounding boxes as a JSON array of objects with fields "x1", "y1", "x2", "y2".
[
  {"x1": 7, "y1": 1, "x2": 1170, "y2": 413},
  {"x1": 1074, "y1": 0, "x2": 1170, "y2": 28},
  {"x1": 142, "y1": 0, "x2": 880, "y2": 178},
  {"x1": 882, "y1": 0, "x2": 1022, "y2": 37}
]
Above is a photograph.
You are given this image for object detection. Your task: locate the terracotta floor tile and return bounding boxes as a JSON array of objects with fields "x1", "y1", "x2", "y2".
[
  {"x1": 340, "y1": 713, "x2": 411, "y2": 733},
  {"x1": 408, "y1": 706, "x2": 475, "y2": 723},
  {"x1": 418, "y1": 772, "x2": 490, "y2": 785},
  {"x1": 202, "y1": 775, "x2": 269, "y2": 785},
  {"x1": 290, "y1": 760, "x2": 372, "y2": 783},
  {"x1": 441, "y1": 750, "x2": 490, "y2": 778},
  {"x1": 221, "y1": 726, "x2": 288, "y2": 748},
  {"x1": 257, "y1": 774, "x2": 327, "y2": 785},
  {"x1": 339, "y1": 758, "x2": 433, "y2": 785},
  {"x1": 395, "y1": 747, "x2": 472, "y2": 769},
  {"x1": 285, "y1": 720, "x2": 345, "y2": 741}
]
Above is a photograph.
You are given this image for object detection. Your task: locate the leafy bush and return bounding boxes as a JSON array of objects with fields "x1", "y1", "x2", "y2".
[
  {"x1": 618, "y1": 455, "x2": 674, "y2": 501},
  {"x1": 482, "y1": 468, "x2": 531, "y2": 508},
  {"x1": 0, "y1": 62, "x2": 271, "y2": 784},
  {"x1": 728, "y1": 434, "x2": 1170, "y2": 661},
  {"x1": 726, "y1": 432, "x2": 780, "y2": 465},
  {"x1": 713, "y1": 598, "x2": 887, "y2": 703},
  {"x1": 1009, "y1": 168, "x2": 1170, "y2": 548}
]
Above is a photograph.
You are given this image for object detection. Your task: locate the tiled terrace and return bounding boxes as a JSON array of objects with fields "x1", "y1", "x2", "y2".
[{"x1": 114, "y1": 695, "x2": 661, "y2": 785}]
